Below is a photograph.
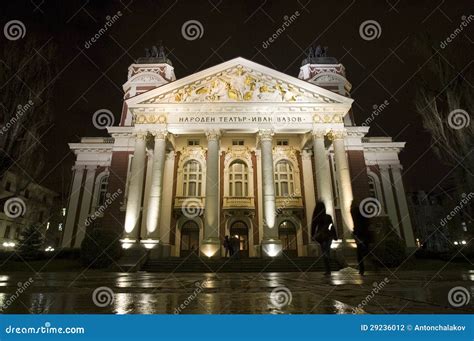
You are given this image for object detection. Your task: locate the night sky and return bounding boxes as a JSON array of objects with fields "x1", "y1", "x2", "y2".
[{"x1": 2, "y1": 0, "x2": 472, "y2": 199}]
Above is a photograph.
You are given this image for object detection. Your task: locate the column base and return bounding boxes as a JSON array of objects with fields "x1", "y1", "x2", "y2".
[
  {"x1": 261, "y1": 238, "x2": 283, "y2": 258},
  {"x1": 120, "y1": 238, "x2": 140, "y2": 250},
  {"x1": 140, "y1": 238, "x2": 160, "y2": 249},
  {"x1": 200, "y1": 238, "x2": 221, "y2": 258}
]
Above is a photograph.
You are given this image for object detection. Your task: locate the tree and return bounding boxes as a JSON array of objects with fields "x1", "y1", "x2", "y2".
[
  {"x1": 414, "y1": 36, "x2": 474, "y2": 192},
  {"x1": 0, "y1": 36, "x2": 57, "y2": 195},
  {"x1": 15, "y1": 225, "x2": 44, "y2": 260}
]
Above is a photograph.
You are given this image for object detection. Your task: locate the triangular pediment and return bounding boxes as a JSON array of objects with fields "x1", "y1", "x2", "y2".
[{"x1": 127, "y1": 57, "x2": 353, "y2": 106}]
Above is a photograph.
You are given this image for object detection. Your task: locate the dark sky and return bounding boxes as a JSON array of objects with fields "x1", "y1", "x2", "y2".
[{"x1": 2, "y1": 0, "x2": 473, "y2": 199}]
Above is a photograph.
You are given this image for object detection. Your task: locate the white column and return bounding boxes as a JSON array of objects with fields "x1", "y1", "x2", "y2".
[
  {"x1": 139, "y1": 151, "x2": 154, "y2": 240},
  {"x1": 74, "y1": 165, "x2": 97, "y2": 248},
  {"x1": 312, "y1": 130, "x2": 335, "y2": 220},
  {"x1": 123, "y1": 132, "x2": 147, "y2": 242},
  {"x1": 201, "y1": 130, "x2": 221, "y2": 257},
  {"x1": 379, "y1": 165, "x2": 400, "y2": 235},
  {"x1": 391, "y1": 164, "x2": 416, "y2": 248},
  {"x1": 259, "y1": 130, "x2": 282, "y2": 257},
  {"x1": 332, "y1": 130, "x2": 354, "y2": 239},
  {"x1": 301, "y1": 150, "x2": 316, "y2": 253},
  {"x1": 62, "y1": 165, "x2": 85, "y2": 248},
  {"x1": 159, "y1": 151, "x2": 175, "y2": 250},
  {"x1": 144, "y1": 131, "x2": 167, "y2": 245}
]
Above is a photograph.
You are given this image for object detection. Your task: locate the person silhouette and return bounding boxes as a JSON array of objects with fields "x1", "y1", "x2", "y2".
[{"x1": 311, "y1": 201, "x2": 338, "y2": 275}]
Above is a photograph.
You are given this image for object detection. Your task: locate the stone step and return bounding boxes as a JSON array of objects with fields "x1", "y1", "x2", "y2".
[{"x1": 142, "y1": 257, "x2": 341, "y2": 272}]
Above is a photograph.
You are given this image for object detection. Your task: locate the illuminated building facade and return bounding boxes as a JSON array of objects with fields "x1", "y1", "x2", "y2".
[{"x1": 61, "y1": 53, "x2": 415, "y2": 258}]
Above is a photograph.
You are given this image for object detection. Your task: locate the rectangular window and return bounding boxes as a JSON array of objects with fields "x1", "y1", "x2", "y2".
[
  {"x1": 276, "y1": 139, "x2": 289, "y2": 146},
  {"x1": 188, "y1": 139, "x2": 200, "y2": 146},
  {"x1": 5, "y1": 182, "x2": 11, "y2": 192},
  {"x1": 232, "y1": 140, "x2": 245, "y2": 146}
]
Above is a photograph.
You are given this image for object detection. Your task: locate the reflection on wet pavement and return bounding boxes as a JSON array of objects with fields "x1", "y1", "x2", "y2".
[{"x1": 0, "y1": 269, "x2": 472, "y2": 314}]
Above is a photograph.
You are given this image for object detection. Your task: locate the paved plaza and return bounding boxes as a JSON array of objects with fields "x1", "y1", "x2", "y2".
[{"x1": 0, "y1": 267, "x2": 472, "y2": 314}]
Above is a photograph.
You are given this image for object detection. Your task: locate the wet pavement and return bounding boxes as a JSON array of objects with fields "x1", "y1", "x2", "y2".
[{"x1": 0, "y1": 268, "x2": 472, "y2": 314}]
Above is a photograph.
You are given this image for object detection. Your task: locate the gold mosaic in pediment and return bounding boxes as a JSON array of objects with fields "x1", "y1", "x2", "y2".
[{"x1": 141, "y1": 66, "x2": 338, "y2": 104}]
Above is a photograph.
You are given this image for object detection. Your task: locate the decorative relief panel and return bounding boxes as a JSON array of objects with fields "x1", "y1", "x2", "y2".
[{"x1": 139, "y1": 66, "x2": 338, "y2": 104}]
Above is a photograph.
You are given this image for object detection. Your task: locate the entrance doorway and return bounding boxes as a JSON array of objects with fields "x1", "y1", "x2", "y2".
[
  {"x1": 180, "y1": 220, "x2": 199, "y2": 257},
  {"x1": 229, "y1": 221, "x2": 249, "y2": 258},
  {"x1": 279, "y1": 220, "x2": 297, "y2": 257}
]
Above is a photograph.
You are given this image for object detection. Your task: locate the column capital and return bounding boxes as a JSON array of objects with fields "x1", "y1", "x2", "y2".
[
  {"x1": 85, "y1": 165, "x2": 98, "y2": 171},
  {"x1": 327, "y1": 129, "x2": 346, "y2": 141},
  {"x1": 205, "y1": 129, "x2": 221, "y2": 141},
  {"x1": 378, "y1": 164, "x2": 391, "y2": 171},
  {"x1": 134, "y1": 131, "x2": 148, "y2": 140},
  {"x1": 311, "y1": 129, "x2": 327, "y2": 139},
  {"x1": 258, "y1": 129, "x2": 274, "y2": 141},
  {"x1": 151, "y1": 129, "x2": 168, "y2": 140}
]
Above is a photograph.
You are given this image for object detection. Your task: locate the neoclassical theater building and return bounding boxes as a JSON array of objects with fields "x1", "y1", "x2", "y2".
[{"x1": 61, "y1": 51, "x2": 415, "y2": 258}]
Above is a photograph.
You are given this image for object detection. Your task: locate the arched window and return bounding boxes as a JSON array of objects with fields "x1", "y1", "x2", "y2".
[
  {"x1": 275, "y1": 160, "x2": 294, "y2": 197},
  {"x1": 183, "y1": 160, "x2": 202, "y2": 196},
  {"x1": 97, "y1": 175, "x2": 109, "y2": 206},
  {"x1": 229, "y1": 160, "x2": 248, "y2": 197}
]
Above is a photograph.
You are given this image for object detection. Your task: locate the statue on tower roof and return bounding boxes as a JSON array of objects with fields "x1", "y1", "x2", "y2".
[
  {"x1": 137, "y1": 41, "x2": 173, "y2": 65},
  {"x1": 302, "y1": 44, "x2": 337, "y2": 65}
]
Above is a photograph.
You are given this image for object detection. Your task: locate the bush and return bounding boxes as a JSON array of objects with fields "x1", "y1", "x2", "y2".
[
  {"x1": 80, "y1": 228, "x2": 123, "y2": 268},
  {"x1": 15, "y1": 225, "x2": 45, "y2": 260},
  {"x1": 369, "y1": 216, "x2": 407, "y2": 267}
]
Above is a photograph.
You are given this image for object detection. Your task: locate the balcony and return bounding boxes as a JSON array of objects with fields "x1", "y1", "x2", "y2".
[
  {"x1": 276, "y1": 196, "x2": 303, "y2": 209},
  {"x1": 223, "y1": 196, "x2": 255, "y2": 210},
  {"x1": 174, "y1": 196, "x2": 205, "y2": 211}
]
